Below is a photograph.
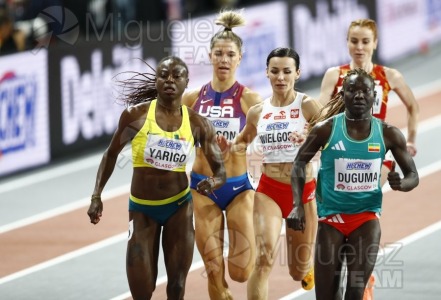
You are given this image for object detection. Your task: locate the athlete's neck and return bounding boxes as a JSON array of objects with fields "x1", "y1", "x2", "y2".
[
  {"x1": 211, "y1": 78, "x2": 236, "y2": 93},
  {"x1": 156, "y1": 100, "x2": 182, "y2": 114},
  {"x1": 271, "y1": 91, "x2": 297, "y2": 107},
  {"x1": 350, "y1": 61, "x2": 373, "y2": 73},
  {"x1": 345, "y1": 112, "x2": 371, "y2": 122}
]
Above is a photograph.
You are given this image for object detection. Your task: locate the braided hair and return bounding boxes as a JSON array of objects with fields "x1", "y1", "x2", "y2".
[
  {"x1": 308, "y1": 68, "x2": 374, "y2": 131},
  {"x1": 210, "y1": 9, "x2": 246, "y2": 53},
  {"x1": 116, "y1": 56, "x2": 189, "y2": 107}
]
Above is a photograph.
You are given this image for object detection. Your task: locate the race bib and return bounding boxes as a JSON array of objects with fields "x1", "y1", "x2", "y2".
[{"x1": 334, "y1": 158, "x2": 382, "y2": 192}]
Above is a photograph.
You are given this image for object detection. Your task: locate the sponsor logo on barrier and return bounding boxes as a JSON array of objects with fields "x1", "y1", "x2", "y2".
[
  {"x1": 59, "y1": 46, "x2": 153, "y2": 145},
  {"x1": 0, "y1": 51, "x2": 49, "y2": 176}
]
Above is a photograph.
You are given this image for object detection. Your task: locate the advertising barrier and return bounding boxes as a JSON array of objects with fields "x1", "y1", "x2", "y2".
[
  {"x1": 0, "y1": 51, "x2": 50, "y2": 177},
  {"x1": 48, "y1": 25, "x2": 170, "y2": 160}
]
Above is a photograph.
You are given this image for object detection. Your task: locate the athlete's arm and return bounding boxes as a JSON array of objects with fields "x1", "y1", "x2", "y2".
[
  {"x1": 301, "y1": 95, "x2": 323, "y2": 122},
  {"x1": 383, "y1": 123, "x2": 419, "y2": 192},
  {"x1": 288, "y1": 119, "x2": 332, "y2": 231},
  {"x1": 385, "y1": 67, "x2": 419, "y2": 155},
  {"x1": 234, "y1": 102, "x2": 262, "y2": 148},
  {"x1": 317, "y1": 67, "x2": 340, "y2": 106},
  {"x1": 240, "y1": 87, "x2": 263, "y2": 114},
  {"x1": 182, "y1": 88, "x2": 201, "y2": 109},
  {"x1": 189, "y1": 110, "x2": 226, "y2": 193},
  {"x1": 88, "y1": 105, "x2": 145, "y2": 224}
]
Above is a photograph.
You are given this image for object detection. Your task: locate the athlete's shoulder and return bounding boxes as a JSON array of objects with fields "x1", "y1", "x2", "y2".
[
  {"x1": 182, "y1": 87, "x2": 203, "y2": 108},
  {"x1": 329, "y1": 65, "x2": 343, "y2": 72},
  {"x1": 323, "y1": 66, "x2": 341, "y2": 82},
  {"x1": 126, "y1": 101, "x2": 150, "y2": 118},
  {"x1": 300, "y1": 93, "x2": 315, "y2": 103},
  {"x1": 316, "y1": 116, "x2": 335, "y2": 129},
  {"x1": 382, "y1": 66, "x2": 404, "y2": 81},
  {"x1": 241, "y1": 86, "x2": 262, "y2": 105}
]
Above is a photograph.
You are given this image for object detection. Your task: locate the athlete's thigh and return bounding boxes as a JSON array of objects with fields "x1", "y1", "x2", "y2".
[
  {"x1": 225, "y1": 190, "x2": 255, "y2": 268},
  {"x1": 254, "y1": 192, "x2": 283, "y2": 255},
  {"x1": 314, "y1": 222, "x2": 346, "y2": 300},
  {"x1": 345, "y1": 219, "x2": 381, "y2": 286},
  {"x1": 226, "y1": 189, "x2": 255, "y2": 247},
  {"x1": 162, "y1": 200, "x2": 195, "y2": 278},
  {"x1": 191, "y1": 190, "x2": 225, "y2": 256},
  {"x1": 127, "y1": 211, "x2": 161, "y2": 286}
]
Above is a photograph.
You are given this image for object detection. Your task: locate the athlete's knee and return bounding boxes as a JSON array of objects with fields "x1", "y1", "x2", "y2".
[
  {"x1": 126, "y1": 240, "x2": 148, "y2": 265},
  {"x1": 289, "y1": 268, "x2": 307, "y2": 282},
  {"x1": 344, "y1": 288, "x2": 364, "y2": 300},
  {"x1": 129, "y1": 282, "x2": 155, "y2": 300},
  {"x1": 253, "y1": 250, "x2": 275, "y2": 276},
  {"x1": 166, "y1": 278, "x2": 186, "y2": 300},
  {"x1": 227, "y1": 249, "x2": 254, "y2": 282},
  {"x1": 203, "y1": 254, "x2": 226, "y2": 279},
  {"x1": 131, "y1": 291, "x2": 154, "y2": 300},
  {"x1": 229, "y1": 265, "x2": 252, "y2": 282}
]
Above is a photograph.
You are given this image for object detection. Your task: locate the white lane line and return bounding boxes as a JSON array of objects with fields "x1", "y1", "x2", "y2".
[
  {"x1": 0, "y1": 184, "x2": 130, "y2": 234},
  {"x1": 0, "y1": 154, "x2": 103, "y2": 194},
  {"x1": 387, "y1": 78, "x2": 441, "y2": 108},
  {"x1": 0, "y1": 233, "x2": 127, "y2": 285},
  {"x1": 0, "y1": 148, "x2": 131, "y2": 195}
]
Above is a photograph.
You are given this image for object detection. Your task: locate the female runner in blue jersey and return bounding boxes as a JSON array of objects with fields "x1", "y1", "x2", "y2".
[{"x1": 182, "y1": 10, "x2": 262, "y2": 300}]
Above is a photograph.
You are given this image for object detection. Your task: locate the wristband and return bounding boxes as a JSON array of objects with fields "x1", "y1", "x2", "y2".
[{"x1": 91, "y1": 195, "x2": 101, "y2": 201}]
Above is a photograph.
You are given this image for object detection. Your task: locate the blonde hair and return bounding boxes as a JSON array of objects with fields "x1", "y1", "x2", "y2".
[
  {"x1": 347, "y1": 18, "x2": 378, "y2": 41},
  {"x1": 210, "y1": 9, "x2": 246, "y2": 53}
]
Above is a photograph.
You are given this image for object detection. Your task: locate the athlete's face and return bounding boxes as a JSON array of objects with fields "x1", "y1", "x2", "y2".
[
  {"x1": 155, "y1": 58, "x2": 189, "y2": 100},
  {"x1": 209, "y1": 39, "x2": 242, "y2": 81},
  {"x1": 266, "y1": 56, "x2": 300, "y2": 97},
  {"x1": 347, "y1": 26, "x2": 378, "y2": 66},
  {"x1": 343, "y1": 73, "x2": 376, "y2": 118}
]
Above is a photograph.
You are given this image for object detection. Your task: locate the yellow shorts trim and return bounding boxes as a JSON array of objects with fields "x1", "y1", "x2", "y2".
[{"x1": 130, "y1": 186, "x2": 191, "y2": 206}]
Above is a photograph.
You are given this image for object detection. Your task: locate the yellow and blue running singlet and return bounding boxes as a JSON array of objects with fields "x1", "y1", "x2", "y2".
[{"x1": 131, "y1": 99, "x2": 194, "y2": 172}]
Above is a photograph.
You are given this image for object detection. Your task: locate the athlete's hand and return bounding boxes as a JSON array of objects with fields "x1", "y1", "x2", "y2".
[
  {"x1": 216, "y1": 135, "x2": 231, "y2": 154},
  {"x1": 286, "y1": 206, "x2": 306, "y2": 232},
  {"x1": 387, "y1": 161, "x2": 402, "y2": 191},
  {"x1": 88, "y1": 195, "x2": 103, "y2": 224},
  {"x1": 196, "y1": 177, "x2": 216, "y2": 197},
  {"x1": 289, "y1": 124, "x2": 309, "y2": 147},
  {"x1": 406, "y1": 142, "x2": 417, "y2": 157}
]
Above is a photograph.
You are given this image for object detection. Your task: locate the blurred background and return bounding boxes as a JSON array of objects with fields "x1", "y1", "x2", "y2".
[{"x1": 0, "y1": 0, "x2": 440, "y2": 179}]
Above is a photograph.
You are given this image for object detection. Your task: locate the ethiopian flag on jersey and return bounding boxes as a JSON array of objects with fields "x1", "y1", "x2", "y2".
[{"x1": 368, "y1": 143, "x2": 381, "y2": 152}]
